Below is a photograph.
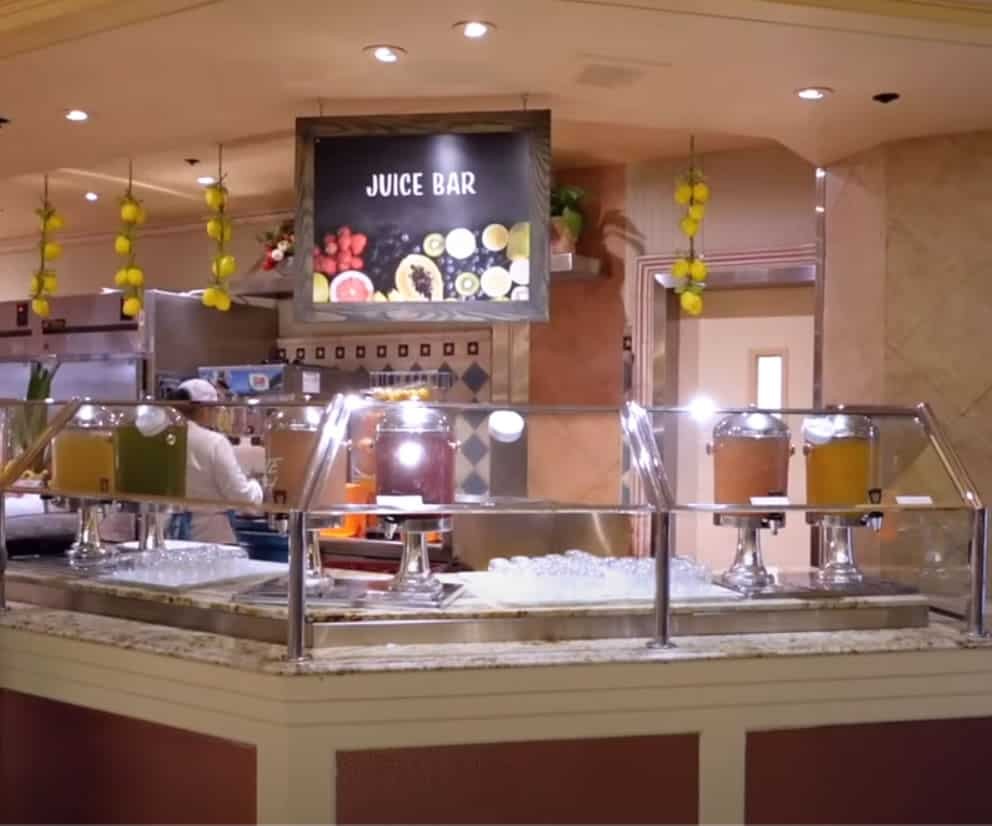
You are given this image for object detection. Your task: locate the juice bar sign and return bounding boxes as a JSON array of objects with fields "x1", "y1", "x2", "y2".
[{"x1": 293, "y1": 110, "x2": 550, "y2": 322}]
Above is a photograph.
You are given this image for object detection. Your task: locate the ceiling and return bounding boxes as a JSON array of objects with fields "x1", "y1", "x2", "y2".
[{"x1": 2, "y1": 0, "x2": 992, "y2": 240}]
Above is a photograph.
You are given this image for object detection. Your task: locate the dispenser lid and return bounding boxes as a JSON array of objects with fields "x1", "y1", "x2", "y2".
[
  {"x1": 713, "y1": 411, "x2": 790, "y2": 440},
  {"x1": 68, "y1": 402, "x2": 117, "y2": 430},
  {"x1": 803, "y1": 414, "x2": 877, "y2": 445},
  {"x1": 377, "y1": 403, "x2": 451, "y2": 434}
]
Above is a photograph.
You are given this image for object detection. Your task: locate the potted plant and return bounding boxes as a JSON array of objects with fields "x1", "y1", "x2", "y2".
[{"x1": 550, "y1": 184, "x2": 585, "y2": 254}]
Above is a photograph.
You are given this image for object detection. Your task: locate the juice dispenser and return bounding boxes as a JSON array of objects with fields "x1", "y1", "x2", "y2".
[
  {"x1": 709, "y1": 412, "x2": 791, "y2": 591},
  {"x1": 374, "y1": 403, "x2": 456, "y2": 598},
  {"x1": 114, "y1": 404, "x2": 188, "y2": 551},
  {"x1": 803, "y1": 414, "x2": 881, "y2": 584},
  {"x1": 52, "y1": 403, "x2": 118, "y2": 563}
]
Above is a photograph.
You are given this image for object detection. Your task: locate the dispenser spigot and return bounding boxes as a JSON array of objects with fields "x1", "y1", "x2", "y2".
[{"x1": 863, "y1": 488, "x2": 884, "y2": 533}]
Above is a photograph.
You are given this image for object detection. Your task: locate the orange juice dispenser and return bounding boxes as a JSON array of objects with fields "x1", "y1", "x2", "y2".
[
  {"x1": 51, "y1": 403, "x2": 118, "y2": 564},
  {"x1": 709, "y1": 412, "x2": 792, "y2": 591},
  {"x1": 803, "y1": 414, "x2": 881, "y2": 585}
]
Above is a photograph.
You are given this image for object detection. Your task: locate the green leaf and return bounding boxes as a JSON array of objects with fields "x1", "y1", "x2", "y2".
[{"x1": 561, "y1": 206, "x2": 584, "y2": 239}]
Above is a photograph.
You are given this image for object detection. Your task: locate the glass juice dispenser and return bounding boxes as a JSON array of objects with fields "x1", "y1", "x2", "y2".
[
  {"x1": 803, "y1": 414, "x2": 881, "y2": 584},
  {"x1": 374, "y1": 403, "x2": 456, "y2": 599},
  {"x1": 710, "y1": 412, "x2": 791, "y2": 591},
  {"x1": 51, "y1": 403, "x2": 118, "y2": 563},
  {"x1": 114, "y1": 404, "x2": 188, "y2": 550}
]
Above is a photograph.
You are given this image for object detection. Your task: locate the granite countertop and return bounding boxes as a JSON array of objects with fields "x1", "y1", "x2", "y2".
[{"x1": 1, "y1": 600, "x2": 989, "y2": 677}]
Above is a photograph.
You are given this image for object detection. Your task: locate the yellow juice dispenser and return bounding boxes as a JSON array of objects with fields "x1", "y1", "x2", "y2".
[
  {"x1": 51, "y1": 403, "x2": 118, "y2": 564},
  {"x1": 803, "y1": 414, "x2": 881, "y2": 585},
  {"x1": 709, "y1": 412, "x2": 792, "y2": 591}
]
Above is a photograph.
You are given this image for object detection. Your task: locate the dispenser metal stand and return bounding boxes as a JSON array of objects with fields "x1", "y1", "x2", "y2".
[
  {"x1": 715, "y1": 513, "x2": 781, "y2": 592},
  {"x1": 137, "y1": 503, "x2": 168, "y2": 552},
  {"x1": 66, "y1": 502, "x2": 116, "y2": 565},
  {"x1": 390, "y1": 517, "x2": 449, "y2": 598},
  {"x1": 809, "y1": 491, "x2": 882, "y2": 586}
]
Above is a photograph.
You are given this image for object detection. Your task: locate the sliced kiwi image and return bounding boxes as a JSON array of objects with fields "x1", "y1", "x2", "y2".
[
  {"x1": 423, "y1": 233, "x2": 446, "y2": 258},
  {"x1": 455, "y1": 272, "x2": 481, "y2": 298}
]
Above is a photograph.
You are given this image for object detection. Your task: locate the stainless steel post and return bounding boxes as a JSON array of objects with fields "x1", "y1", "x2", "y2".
[
  {"x1": 968, "y1": 507, "x2": 988, "y2": 638},
  {"x1": 0, "y1": 494, "x2": 6, "y2": 612},
  {"x1": 649, "y1": 511, "x2": 674, "y2": 648},
  {"x1": 287, "y1": 510, "x2": 308, "y2": 661}
]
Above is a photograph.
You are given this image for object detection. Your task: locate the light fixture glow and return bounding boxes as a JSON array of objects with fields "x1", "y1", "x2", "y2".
[
  {"x1": 197, "y1": 175, "x2": 216, "y2": 186},
  {"x1": 84, "y1": 191, "x2": 99, "y2": 202},
  {"x1": 365, "y1": 45, "x2": 405, "y2": 63},
  {"x1": 815, "y1": 167, "x2": 826, "y2": 179},
  {"x1": 815, "y1": 205, "x2": 825, "y2": 213},
  {"x1": 456, "y1": 20, "x2": 494, "y2": 38},
  {"x1": 796, "y1": 87, "x2": 832, "y2": 101},
  {"x1": 65, "y1": 109, "x2": 89, "y2": 122},
  {"x1": 688, "y1": 396, "x2": 717, "y2": 422}
]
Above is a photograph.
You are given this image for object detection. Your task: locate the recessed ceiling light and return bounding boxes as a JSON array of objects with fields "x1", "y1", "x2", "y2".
[
  {"x1": 815, "y1": 167, "x2": 826, "y2": 179},
  {"x1": 455, "y1": 20, "x2": 495, "y2": 38},
  {"x1": 197, "y1": 175, "x2": 216, "y2": 186},
  {"x1": 65, "y1": 109, "x2": 89, "y2": 122},
  {"x1": 365, "y1": 45, "x2": 405, "y2": 63},
  {"x1": 815, "y1": 205, "x2": 825, "y2": 213},
  {"x1": 84, "y1": 192, "x2": 99, "y2": 202},
  {"x1": 796, "y1": 87, "x2": 832, "y2": 101}
]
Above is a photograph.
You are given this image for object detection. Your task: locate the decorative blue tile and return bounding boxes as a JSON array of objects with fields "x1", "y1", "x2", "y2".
[
  {"x1": 461, "y1": 471, "x2": 487, "y2": 496},
  {"x1": 462, "y1": 433, "x2": 487, "y2": 465},
  {"x1": 461, "y1": 408, "x2": 489, "y2": 430},
  {"x1": 462, "y1": 362, "x2": 489, "y2": 394}
]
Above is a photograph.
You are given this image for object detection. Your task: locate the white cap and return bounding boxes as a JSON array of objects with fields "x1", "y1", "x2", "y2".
[{"x1": 178, "y1": 378, "x2": 219, "y2": 403}]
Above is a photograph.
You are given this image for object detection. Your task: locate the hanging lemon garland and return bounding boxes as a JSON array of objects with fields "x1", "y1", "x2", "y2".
[
  {"x1": 112, "y1": 161, "x2": 147, "y2": 318},
  {"x1": 30, "y1": 175, "x2": 62, "y2": 318},
  {"x1": 672, "y1": 137, "x2": 710, "y2": 316},
  {"x1": 202, "y1": 144, "x2": 234, "y2": 312}
]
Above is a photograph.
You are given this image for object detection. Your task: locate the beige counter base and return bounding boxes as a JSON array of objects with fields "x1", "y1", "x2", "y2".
[{"x1": 1, "y1": 603, "x2": 991, "y2": 823}]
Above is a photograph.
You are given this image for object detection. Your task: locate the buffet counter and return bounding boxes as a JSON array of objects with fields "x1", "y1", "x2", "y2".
[{"x1": 2, "y1": 596, "x2": 991, "y2": 824}]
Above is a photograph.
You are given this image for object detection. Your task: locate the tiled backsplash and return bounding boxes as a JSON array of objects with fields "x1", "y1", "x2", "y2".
[{"x1": 277, "y1": 330, "x2": 493, "y2": 404}]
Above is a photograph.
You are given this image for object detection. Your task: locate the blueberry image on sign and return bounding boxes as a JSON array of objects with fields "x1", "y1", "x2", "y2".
[{"x1": 312, "y1": 132, "x2": 531, "y2": 305}]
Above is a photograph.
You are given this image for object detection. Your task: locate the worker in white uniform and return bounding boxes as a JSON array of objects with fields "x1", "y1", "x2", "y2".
[{"x1": 167, "y1": 378, "x2": 263, "y2": 544}]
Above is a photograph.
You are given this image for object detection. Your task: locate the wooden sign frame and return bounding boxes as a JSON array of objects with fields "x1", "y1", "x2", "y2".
[{"x1": 293, "y1": 110, "x2": 551, "y2": 323}]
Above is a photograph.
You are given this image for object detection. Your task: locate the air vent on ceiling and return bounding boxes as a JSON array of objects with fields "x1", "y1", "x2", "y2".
[{"x1": 575, "y1": 63, "x2": 643, "y2": 88}]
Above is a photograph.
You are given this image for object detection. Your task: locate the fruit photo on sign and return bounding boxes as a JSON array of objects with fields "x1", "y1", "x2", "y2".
[{"x1": 313, "y1": 220, "x2": 531, "y2": 304}]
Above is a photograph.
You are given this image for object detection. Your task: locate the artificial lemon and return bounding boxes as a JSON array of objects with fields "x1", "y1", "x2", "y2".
[
  {"x1": 43, "y1": 213, "x2": 64, "y2": 232},
  {"x1": 214, "y1": 290, "x2": 231, "y2": 312},
  {"x1": 122, "y1": 297, "x2": 142, "y2": 318},
  {"x1": 120, "y1": 200, "x2": 141, "y2": 224},
  {"x1": 202, "y1": 287, "x2": 220, "y2": 308},
  {"x1": 114, "y1": 268, "x2": 129, "y2": 287},
  {"x1": 222, "y1": 223, "x2": 232, "y2": 242},
  {"x1": 680, "y1": 291, "x2": 703, "y2": 316},
  {"x1": 689, "y1": 259, "x2": 708, "y2": 281},
  {"x1": 32, "y1": 298, "x2": 50, "y2": 318},
  {"x1": 692, "y1": 182, "x2": 710, "y2": 203},
  {"x1": 216, "y1": 254, "x2": 236, "y2": 279},
  {"x1": 204, "y1": 185, "x2": 227, "y2": 211},
  {"x1": 206, "y1": 218, "x2": 224, "y2": 240},
  {"x1": 42, "y1": 272, "x2": 57, "y2": 294},
  {"x1": 135, "y1": 205, "x2": 147, "y2": 225},
  {"x1": 126, "y1": 267, "x2": 144, "y2": 287},
  {"x1": 674, "y1": 183, "x2": 692, "y2": 205},
  {"x1": 679, "y1": 217, "x2": 699, "y2": 238},
  {"x1": 43, "y1": 241, "x2": 62, "y2": 261},
  {"x1": 689, "y1": 204, "x2": 706, "y2": 221},
  {"x1": 114, "y1": 235, "x2": 131, "y2": 256},
  {"x1": 29, "y1": 275, "x2": 41, "y2": 296},
  {"x1": 672, "y1": 258, "x2": 690, "y2": 279}
]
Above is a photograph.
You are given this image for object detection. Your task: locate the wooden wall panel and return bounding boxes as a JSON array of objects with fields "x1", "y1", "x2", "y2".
[
  {"x1": 0, "y1": 689, "x2": 256, "y2": 824},
  {"x1": 746, "y1": 717, "x2": 992, "y2": 824},
  {"x1": 337, "y1": 733, "x2": 699, "y2": 824}
]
